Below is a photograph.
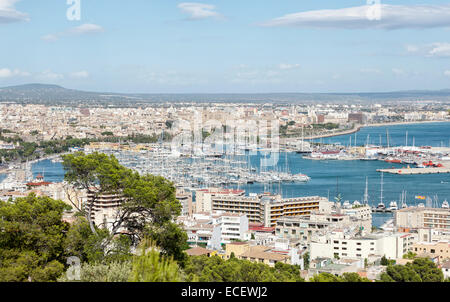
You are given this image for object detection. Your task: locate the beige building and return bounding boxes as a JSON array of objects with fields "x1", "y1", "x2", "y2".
[
  {"x1": 195, "y1": 188, "x2": 245, "y2": 213},
  {"x1": 275, "y1": 207, "x2": 372, "y2": 243},
  {"x1": 411, "y1": 241, "x2": 450, "y2": 262},
  {"x1": 395, "y1": 207, "x2": 450, "y2": 230},
  {"x1": 224, "y1": 242, "x2": 290, "y2": 267},
  {"x1": 211, "y1": 192, "x2": 331, "y2": 227},
  {"x1": 176, "y1": 187, "x2": 193, "y2": 216}
]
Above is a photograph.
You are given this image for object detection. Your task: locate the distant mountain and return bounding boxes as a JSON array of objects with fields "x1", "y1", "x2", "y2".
[
  {"x1": 1, "y1": 83, "x2": 450, "y2": 104},
  {"x1": 0, "y1": 83, "x2": 122, "y2": 103}
]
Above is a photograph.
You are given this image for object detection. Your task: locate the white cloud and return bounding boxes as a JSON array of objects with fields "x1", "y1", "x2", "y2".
[
  {"x1": 405, "y1": 45, "x2": 419, "y2": 53},
  {"x1": 70, "y1": 23, "x2": 104, "y2": 35},
  {"x1": 0, "y1": 68, "x2": 30, "y2": 78},
  {"x1": 278, "y1": 63, "x2": 300, "y2": 70},
  {"x1": 428, "y1": 43, "x2": 450, "y2": 57},
  {"x1": 360, "y1": 68, "x2": 382, "y2": 74},
  {"x1": 0, "y1": 0, "x2": 28, "y2": 24},
  {"x1": 37, "y1": 70, "x2": 64, "y2": 81},
  {"x1": 178, "y1": 2, "x2": 221, "y2": 20},
  {"x1": 41, "y1": 34, "x2": 59, "y2": 42},
  {"x1": 445, "y1": 70, "x2": 450, "y2": 77},
  {"x1": 260, "y1": 4, "x2": 450, "y2": 30},
  {"x1": 42, "y1": 23, "x2": 104, "y2": 41},
  {"x1": 70, "y1": 71, "x2": 89, "y2": 79},
  {"x1": 403, "y1": 42, "x2": 450, "y2": 58},
  {"x1": 392, "y1": 68, "x2": 406, "y2": 76}
]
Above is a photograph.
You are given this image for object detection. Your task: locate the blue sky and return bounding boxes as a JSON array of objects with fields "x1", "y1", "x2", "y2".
[{"x1": 1, "y1": 0, "x2": 450, "y2": 93}]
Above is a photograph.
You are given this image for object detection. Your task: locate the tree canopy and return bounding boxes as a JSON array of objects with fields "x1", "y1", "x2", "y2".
[
  {"x1": 62, "y1": 152, "x2": 187, "y2": 264},
  {"x1": 183, "y1": 255, "x2": 305, "y2": 282},
  {"x1": 0, "y1": 194, "x2": 71, "y2": 282},
  {"x1": 378, "y1": 258, "x2": 444, "y2": 282}
]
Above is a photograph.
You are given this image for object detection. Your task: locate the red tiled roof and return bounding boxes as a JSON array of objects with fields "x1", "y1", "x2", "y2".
[{"x1": 26, "y1": 181, "x2": 53, "y2": 187}]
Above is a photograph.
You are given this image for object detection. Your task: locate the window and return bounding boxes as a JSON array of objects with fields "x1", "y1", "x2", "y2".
[
  {"x1": 356, "y1": 254, "x2": 361, "y2": 257},
  {"x1": 431, "y1": 249, "x2": 435, "y2": 253},
  {"x1": 357, "y1": 248, "x2": 361, "y2": 251},
  {"x1": 333, "y1": 241, "x2": 339, "y2": 244},
  {"x1": 356, "y1": 242, "x2": 362, "y2": 246}
]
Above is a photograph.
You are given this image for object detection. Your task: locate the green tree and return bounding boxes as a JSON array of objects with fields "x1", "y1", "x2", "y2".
[
  {"x1": 341, "y1": 272, "x2": 370, "y2": 282},
  {"x1": 0, "y1": 194, "x2": 71, "y2": 282},
  {"x1": 403, "y1": 251, "x2": 417, "y2": 259},
  {"x1": 408, "y1": 258, "x2": 444, "y2": 282},
  {"x1": 129, "y1": 241, "x2": 182, "y2": 282},
  {"x1": 303, "y1": 252, "x2": 310, "y2": 269},
  {"x1": 378, "y1": 258, "x2": 443, "y2": 282},
  {"x1": 183, "y1": 256, "x2": 304, "y2": 282},
  {"x1": 62, "y1": 152, "x2": 187, "y2": 263},
  {"x1": 58, "y1": 261, "x2": 132, "y2": 282},
  {"x1": 310, "y1": 273, "x2": 343, "y2": 282}
]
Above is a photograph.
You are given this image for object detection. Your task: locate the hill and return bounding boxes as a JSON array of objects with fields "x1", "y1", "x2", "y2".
[{"x1": 1, "y1": 83, "x2": 450, "y2": 105}]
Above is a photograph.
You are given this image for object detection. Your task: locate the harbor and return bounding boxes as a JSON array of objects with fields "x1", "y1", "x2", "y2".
[
  {"x1": 377, "y1": 167, "x2": 450, "y2": 175},
  {"x1": 1, "y1": 122, "x2": 449, "y2": 228}
]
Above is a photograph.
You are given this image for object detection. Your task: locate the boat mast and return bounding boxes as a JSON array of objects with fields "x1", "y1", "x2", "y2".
[
  {"x1": 386, "y1": 129, "x2": 390, "y2": 149},
  {"x1": 363, "y1": 176, "x2": 369, "y2": 205},
  {"x1": 380, "y1": 172, "x2": 384, "y2": 205}
]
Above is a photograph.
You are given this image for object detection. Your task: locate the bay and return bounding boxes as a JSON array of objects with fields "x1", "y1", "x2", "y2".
[{"x1": 29, "y1": 122, "x2": 450, "y2": 227}]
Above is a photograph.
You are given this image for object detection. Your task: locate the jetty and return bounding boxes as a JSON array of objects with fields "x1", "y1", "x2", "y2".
[{"x1": 377, "y1": 167, "x2": 450, "y2": 175}]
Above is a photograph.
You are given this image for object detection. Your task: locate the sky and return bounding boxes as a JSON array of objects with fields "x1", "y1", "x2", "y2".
[{"x1": 1, "y1": 0, "x2": 450, "y2": 93}]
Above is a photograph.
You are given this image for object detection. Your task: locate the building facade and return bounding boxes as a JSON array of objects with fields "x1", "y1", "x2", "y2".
[{"x1": 210, "y1": 192, "x2": 331, "y2": 227}]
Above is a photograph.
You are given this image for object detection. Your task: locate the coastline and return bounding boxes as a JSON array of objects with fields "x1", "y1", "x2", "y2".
[{"x1": 303, "y1": 120, "x2": 449, "y2": 141}]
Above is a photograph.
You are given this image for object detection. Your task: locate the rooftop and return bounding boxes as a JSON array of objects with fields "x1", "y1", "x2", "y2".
[{"x1": 186, "y1": 246, "x2": 214, "y2": 256}]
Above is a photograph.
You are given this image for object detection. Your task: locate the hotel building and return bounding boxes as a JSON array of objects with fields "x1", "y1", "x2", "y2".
[{"x1": 208, "y1": 191, "x2": 331, "y2": 227}]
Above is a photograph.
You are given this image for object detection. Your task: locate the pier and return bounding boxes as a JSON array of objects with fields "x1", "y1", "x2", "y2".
[{"x1": 377, "y1": 167, "x2": 450, "y2": 175}]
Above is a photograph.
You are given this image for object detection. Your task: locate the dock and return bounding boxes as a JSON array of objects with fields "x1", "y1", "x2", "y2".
[{"x1": 377, "y1": 167, "x2": 450, "y2": 175}]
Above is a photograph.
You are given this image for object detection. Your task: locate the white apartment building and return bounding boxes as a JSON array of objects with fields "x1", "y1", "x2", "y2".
[
  {"x1": 209, "y1": 213, "x2": 249, "y2": 250},
  {"x1": 178, "y1": 211, "x2": 249, "y2": 249},
  {"x1": 310, "y1": 232, "x2": 418, "y2": 260}
]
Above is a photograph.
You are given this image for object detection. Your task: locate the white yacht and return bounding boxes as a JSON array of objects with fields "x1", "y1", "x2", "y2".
[
  {"x1": 388, "y1": 201, "x2": 398, "y2": 211},
  {"x1": 376, "y1": 202, "x2": 386, "y2": 212},
  {"x1": 342, "y1": 200, "x2": 352, "y2": 209},
  {"x1": 418, "y1": 203, "x2": 425, "y2": 208},
  {"x1": 293, "y1": 173, "x2": 311, "y2": 182},
  {"x1": 442, "y1": 200, "x2": 449, "y2": 209}
]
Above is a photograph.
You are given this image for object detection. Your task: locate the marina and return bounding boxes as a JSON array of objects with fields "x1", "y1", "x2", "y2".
[{"x1": 1, "y1": 122, "x2": 449, "y2": 228}]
